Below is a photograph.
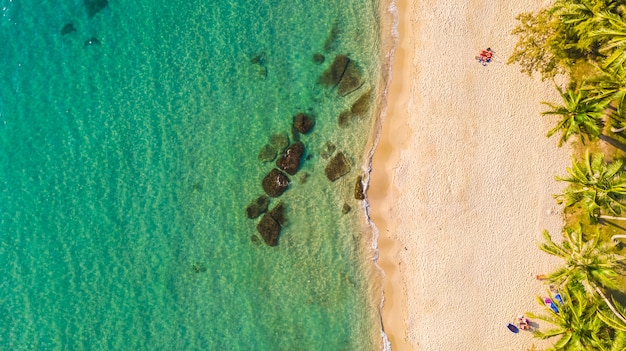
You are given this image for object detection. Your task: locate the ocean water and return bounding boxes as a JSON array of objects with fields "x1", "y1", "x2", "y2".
[{"x1": 0, "y1": 0, "x2": 383, "y2": 350}]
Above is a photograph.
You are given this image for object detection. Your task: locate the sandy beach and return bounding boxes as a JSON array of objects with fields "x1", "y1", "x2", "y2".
[{"x1": 370, "y1": 0, "x2": 572, "y2": 349}]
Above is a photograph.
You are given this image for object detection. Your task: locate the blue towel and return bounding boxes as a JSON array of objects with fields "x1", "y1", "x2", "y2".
[{"x1": 554, "y1": 293, "x2": 563, "y2": 305}]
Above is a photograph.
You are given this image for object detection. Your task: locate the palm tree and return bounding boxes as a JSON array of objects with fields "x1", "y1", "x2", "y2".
[
  {"x1": 543, "y1": 83, "x2": 606, "y2": 146},
  {"x1": 527, "y1": 284, "x2": 611, "y2": 350},
  {"x1": 554, "y1": 150, "x2": 626, "y2": 221},
  {"x1": 598, "y1": 296, "x2": 626, "y2": 351},
  {"x1": 538, "y1": 226, "x2": 626, "y2": 325},
  {"x1": 588, "y1": 11, "x2": 626, "y2": 70},
  {"x1": 555, "y1": 0, "x2": 621, "y2": 52},
  {"x1": 584, "y1": 65, "x2": 626, "y2": 121}
]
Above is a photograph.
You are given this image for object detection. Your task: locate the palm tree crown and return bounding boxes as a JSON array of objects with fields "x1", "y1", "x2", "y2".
[
  {"x1": 528, "y1": 284, "x2": 611, "y2": 350},
  {"x1": 538, "y1": 226, "x2": 622, "y2": 292},
  {"x1": 555, "y1": 150, "x2": 626, "y2": 220},
  {"x1": 544, "y1": 83, "x2": 606, "y2": 146}
]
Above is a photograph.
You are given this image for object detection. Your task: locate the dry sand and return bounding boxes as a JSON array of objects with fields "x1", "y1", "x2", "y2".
[{"x1": 369, "y1": 0, "x2": 572, "y2": 349}]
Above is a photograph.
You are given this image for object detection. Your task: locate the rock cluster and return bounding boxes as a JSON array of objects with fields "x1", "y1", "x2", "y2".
[
  {"x1": 245, "y1": 34, "x2": 373, "y2": 247},
  {"x1": 248, "y1": 113, "x2": 315, "y2": 245}
]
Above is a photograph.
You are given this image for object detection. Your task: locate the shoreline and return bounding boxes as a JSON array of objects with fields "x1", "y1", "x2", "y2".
[
  {"x1": 368, "y1": 1, "x2": 572, "y2": 349},
  {"x1": 366, "y1": 0, "x2": 411, "y2": 349}
]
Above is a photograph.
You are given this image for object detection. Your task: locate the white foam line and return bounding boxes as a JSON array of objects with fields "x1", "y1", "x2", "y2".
[{"x1": 360, "y1": 0, "x2": 399, "y2": 349}]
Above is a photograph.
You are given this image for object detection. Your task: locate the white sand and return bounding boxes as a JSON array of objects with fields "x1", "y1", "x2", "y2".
[{"x1": 369, "y1": 0, "x2": 572, "y2": 349}]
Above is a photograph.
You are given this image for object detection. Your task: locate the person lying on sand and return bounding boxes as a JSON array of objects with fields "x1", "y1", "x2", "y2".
[{"x1": 518, "y1": 315, "x2": 531, "y2": 330}]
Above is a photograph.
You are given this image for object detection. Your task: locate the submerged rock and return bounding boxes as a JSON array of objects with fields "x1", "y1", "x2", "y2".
[
  {"x1": 250, "y1": 235, "x2": 262, "y2": 245},
  {"x1": 291, "y1": 125, "x2": 300, "y2": 142},
  {"x1": 298, "y1": 172, "x2": 309, "y2": 184},
  {"x1": 319, "y1": 55, "x2": 350, "y2": 87},
  {"x1": 268, "y1": 201, "x2": 287, "y2": 226},
  {"x1": 320, "y1": 141, "x2": 336, "y2": 159},
  {"x1": 338, "y1": 61, "x2": 363, "y2": 97},
  {"x1": 342, "y1": 203, "x2": 352, "y2": 214},
  {"x1": 323, "y1": 21, "x2": 340, "y2": 52},
  {"x1": 325, "y1": 152, "x2": 351, "y2": 181},
  {"x1": 257, "y1": 213, "x2": 281, "y2": 246},
  {"x1": 276, "y1": 141, "x2": 305, "y2": 175},
  {"x1": 85, "y1": 0, "x2": 109, "y2": 18},
  {"x1": 292, "y1": 113, "x2": 315, "y2": 134},
  {"x1": 192, "y1": 262, "x2": 207, "y2": 273},
  {"x1": 61, "y1": 23, "x2": 77, "y2": 35},
  {"x1": 354, "y1": 175, "x2": 365, "y2": 200},
  {"x1": 270, "y1": 132, "x2": 289, "y2": 152},
  {"x1": 257, "y1": 66, "x2": 268, "y2": 80},
  {"x1": 250, "y1": 51, "x2": 266, "y2": 65},
  {"x1": 245, "y1": 195, "x2": 270, "y2": 219},
  {"x1": 313, "y1": 53, "x2": 325, "y2": 65},
  {"x1": 262, "y1": 168, "x2": 290, "y2": 197},
  {"x1": 351, "y1": 89, "x2": 373, "y2": 116},
  {"x1": 337, "y1": 111, "x2": 352, "y2": 128},
  {"x1": 258, "y1": 144, "x2": 277, "y2": 163}
]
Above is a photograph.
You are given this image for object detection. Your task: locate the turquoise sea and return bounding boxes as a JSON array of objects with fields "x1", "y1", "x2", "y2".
[{"x1": 0, "y1": 0, "x2": 384, "y2": 350}]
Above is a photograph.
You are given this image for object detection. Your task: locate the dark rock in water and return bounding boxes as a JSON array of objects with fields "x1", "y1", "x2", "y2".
[
  {"x1": 268, "y1": 201, "x2": 287, "y2": 226},
  {"x1": 84, "y1": 37, "x2": 101, "y2": 47},
  {"x1": 245, "y1": 195, "x2": 270, "y2": 219},
  {"x1": 338, "y1": 111, "x2": 353, "y2": 128},
  {"x1": 85, "y1": 0, "x2": 109, "y2": 18},
  {"x1": 191, "y1": 182, "x2": 203, "y2": 192},
  {"x1": 354, "y1": 175, "x2": 365, "y2": 200},
  {"x1": 342, "y1": 203, "x2": 352, "y2": 214},
  {"x1": 251, "y1": 234, "x2": 262, "y2": 245},
  {"x1": 276, "y1": 141, "x2": 304, "y2": 176},
  {"x1": 293, "y1": 113, "x2": 315, "y2": 134},
  {"x1": 325, "y1": 152, "x2": 351, "y2": 181},
  {"x1": 319, "y1": 55, "x2": 350, "y2": 87},
  {"x1": 257, "y1": 213, "x2": 281, "y2": 246},
  {"x1": 250, "y1": 52, "x2": 266, "y2": 65},
  {"x1": 313, "y1": 53, "x2": 325, "y2": 65},
  {"x1": 305, "y1": 154, "x2": 312, "y2": 161},
  {"x1": 351, "y1": 89, "x2": 373, "y2": 116},
  {"x1": 320, "y1": 141, "x2": 336, "y2": 159},
  {"x1": 324, "y1": 21, "x2": 340, "y2": 53},
  {"x1": 262, "y1": 168, "x2": 290, "y2": 197},
  {"x1": 192, "y1": 262, "x2": 207, "y2": 273},
  {"x1": 61, "y1": 23, "x2": 77, "y2": 35},
  {"x1": 250, "y1": 52, "x2": 268, "y2": 79},
  {"x1": 270, "y1": 132, "x2": 289, "y2": 152},
  {"x1": 258, "y1": 144, "x2": 277, "y2": 162},
  {"x1": 338, "y1": 61, "x2": 363, "y2": 97}
]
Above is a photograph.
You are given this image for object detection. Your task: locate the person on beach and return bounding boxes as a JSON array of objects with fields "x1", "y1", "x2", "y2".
[
  {"x1": 518, "y1": 315, "x2": 531, "y2": 330},
  {"x1": 476, "y1": 48, "x2": 494, "y2": 66}
]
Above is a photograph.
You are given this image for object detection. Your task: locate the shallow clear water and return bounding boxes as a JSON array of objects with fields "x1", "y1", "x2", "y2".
[{"x1": 0, "y1": 0, "x2": 382, "y2": 349}]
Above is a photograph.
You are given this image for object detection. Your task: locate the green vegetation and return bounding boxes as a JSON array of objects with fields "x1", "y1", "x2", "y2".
[
  {"x1": 554, "y1": 150, "x2": 626, "y2": 222},
  {"x1": 510, "y1": 1, "x2": 626, "y2": 349}
]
